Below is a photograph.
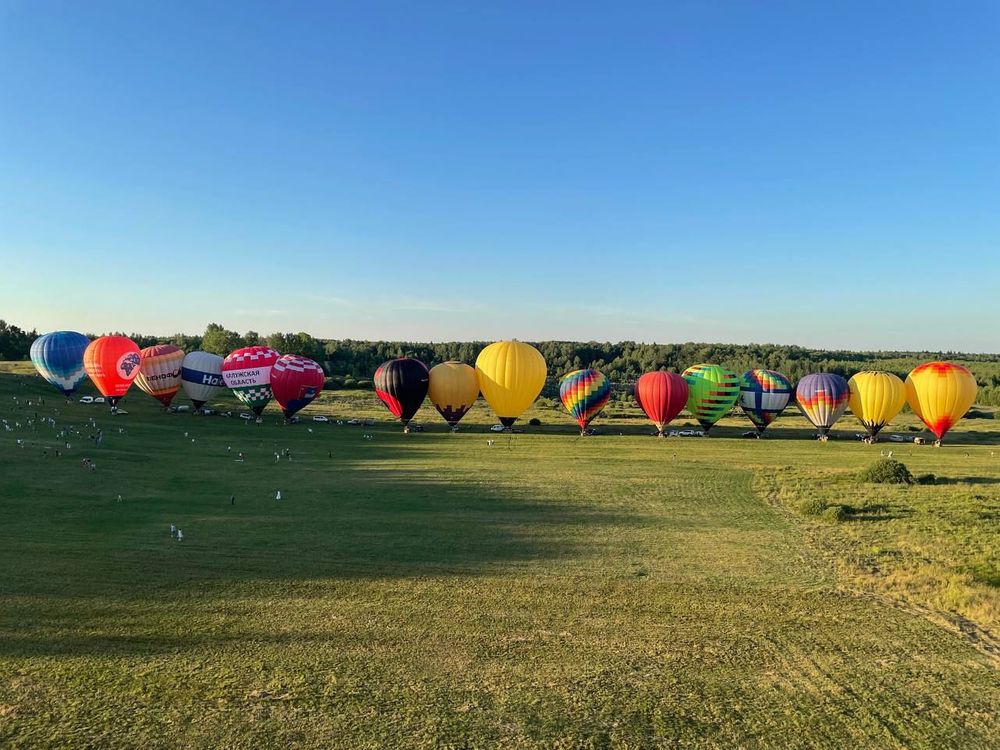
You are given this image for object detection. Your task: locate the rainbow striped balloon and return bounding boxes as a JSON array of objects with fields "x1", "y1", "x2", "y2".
[
  {"x1": 739, "y1": 369, "x2": 793, "y2": 433},
  {"x1": 682, "y1": 364, "x2": 740, "y2": 431},
  {"x1": 796, "y1": 373, "x2": 850, "y2": 436},
  {"x1": 559, "y1": 369, "x2": 611, "y2": 433}
]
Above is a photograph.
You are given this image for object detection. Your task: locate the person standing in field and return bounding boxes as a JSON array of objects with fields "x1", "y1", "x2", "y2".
[{"x1": 275, "y1": 489, "x2": 282, "y2": 502}]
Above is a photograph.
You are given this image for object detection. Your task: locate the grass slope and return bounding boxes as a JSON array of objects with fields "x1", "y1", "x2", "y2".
[{"x1": 0, "y1": 368, "x2": 997, "y2": 748}]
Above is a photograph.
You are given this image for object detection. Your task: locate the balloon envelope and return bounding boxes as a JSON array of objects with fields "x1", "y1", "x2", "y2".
[
  {"x1": 559, "y1": 369, "x2": 610, "y2": 432},
  {"x1": 634, "y1": 371, "x2": 688, "y2": 435},
  {"x1": 905, "y1": 362, "x2": 978, "y2": 441},
  {"x1": 222, "y1": 346, "x2": 280, "y2": 416},
  {"x1": 428, "y1": 361, "x2": 479, "y2": 427},
  {"x1": 475, "y1": 341, "x2": 547, "y2": 427},
  {"x1": 739, "y1": 369, "x2": 793, "y2": 433},
  {"x1": 682, "y1": 364, "x2": 740, "y2": 431},
  {"x1": 83, "y1": 336, "x2": 142, "y2": 407},
  {"x1": 134, "y1": 345, "x2": 185, "y2": 407},
  {"x1": 796, "y1": 373, "x2": 850, "y2": 435},
  {"x1": 181, "y1": 351, "x2": 225, "y2": 409},
  {"x1": 374, "y1": 358, "x2": 429, "y2": 427},
  {"x1": 271, "y1": 354, "x2": 325, "y2": 419},
  {"x1": 30, "y1": 331, "x2": 90, "y2": 396},
  {"x1": 848, "y1": 371, "x2": 906, "y2": 438}
]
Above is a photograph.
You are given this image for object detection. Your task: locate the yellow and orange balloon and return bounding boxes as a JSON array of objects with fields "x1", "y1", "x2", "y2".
[
  {"x1": 848, "y1": 371, "x2": 906, "y2": 439},
  {"x1": 905, "y1": 362, "x2": 978, "y2": 442},
  {"x1": 475, "y1": 340, "x2": 546, "y2": 427},
  {"x1": 428, "y1": 361, "x2": 479, "y2": 429},
  {"x1": 135, "y1": 344, "x2": 185, "y2": 408}
]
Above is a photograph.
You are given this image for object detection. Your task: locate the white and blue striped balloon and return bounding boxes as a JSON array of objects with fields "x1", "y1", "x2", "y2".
[{"x1": 29, "y1": 331, "x2": 91, "y2": 396}]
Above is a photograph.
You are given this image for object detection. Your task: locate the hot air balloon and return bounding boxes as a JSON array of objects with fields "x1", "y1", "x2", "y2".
[
  {"x1": 681, "y1": 364, "x2": 740, "y2": 433},
  {"x1": 134, "y1": 345, "x2": 185, "y2": 408},
  {"x1": 634, "y1": 371, "x2": 688, "y2": 436},
  {"x1": 558, "y1": 369, "x2": 610, "y2": 434},
  {"x1": 374, "y1": 358, "x2": 429, "y2": 431},
  {"x1": 83, "y1": 335, "x2": 142, "y2": 409},
  {"x1": 222, "y1": 346, "x2": 280, "y2": 416},
  {"x1": 475, "y1": 340, "x2": 547, "y2": 428},
  {"x1": 428, "y1": 361, "x2": 479, "y2": 430},
  {"x1": 29, "y1": 331, "x2": 90, "y2": 396},
  {"x1": 739, "y1": 369, "x2": 793, "y2": 435},
  {"x1": 905, "y1": 362, "x2": 978, "y2": 445},
  {"x1": 181, "y1": 351, "x2": 225, "y2": 410},
  {"x1": 848, "y1": 371, "x2": 906, "y2": 441},
  {"x1": 796, "y1": 373, "x2": 850, "y2": 438},
  {"x1": 271, "y1": 354, "x2": 326, "y2": 420}
]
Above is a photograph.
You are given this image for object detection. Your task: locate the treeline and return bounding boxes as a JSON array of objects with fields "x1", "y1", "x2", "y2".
[{"x1": 5, "y1": 320, "x2": 1000, "y2": 404}]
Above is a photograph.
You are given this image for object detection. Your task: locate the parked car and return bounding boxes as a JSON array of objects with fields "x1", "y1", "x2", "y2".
[
  {"x1": 94, "y1": 397, "x2": 105, "y2": 403},
  {"x1": 347, "y1": 418, "x2": 361, "y2": 425},
  {"x1": 312, "y1": 415, "x2": 330, "y2": 423},
  {"x1": 239, "y1": 413, "x2": 253, "y2": 420},
  {"x1": 490, "y1": 424, "x2": 506, "y2": 432},
  {"x1": 888, "y1": 434, "x2": 909, "y2": 443},
  {"x1": 78, "y1": 396, "x2": 94, "y2": 404}
]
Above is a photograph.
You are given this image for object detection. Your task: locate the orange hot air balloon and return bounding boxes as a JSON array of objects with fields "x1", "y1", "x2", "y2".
[
  {"x1": 905, "y1": 362, "x2": 978, "y2": 444},
  {"x1": 83, "y1": 335, "x2": 142, "y2": 408},
  {"x1": 134, "y1": 344, "x2": 185, "y2": 408}
]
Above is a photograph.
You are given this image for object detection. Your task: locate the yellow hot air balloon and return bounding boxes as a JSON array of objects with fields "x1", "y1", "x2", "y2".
[
  {"x1": 428, "y1": 361, "x2": 479, "y2": 429},
  {"x1": 848, "y1": 371, "x2": 906, "y2": 440},
  {"x1": 905, "y1": 362, "x2": 978, "y2": 445},
  {"x1": 475, "y1": 340, "x2": 547, "y2": 428}
]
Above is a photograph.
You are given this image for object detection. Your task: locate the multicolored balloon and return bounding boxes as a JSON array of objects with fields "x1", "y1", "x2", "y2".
[
  {"x1": 796, "y1": 373, "x2": 850, "y2": 437},
  {"x1": 428, "y1": 361, "x2": 479, "y2": 429},
  {"x1": 83, "y1": 335, "x2": 142, "y2": 408},
  {"x1": 181, "y1": 351, "x2": 225, "y2": 410},
  {"x1": 682, "y1": 364, "x2": 740, "y2": 432},
  {"x1": 29, "y1": 331, "x2": 90, "y2": 396},
  {"x1": 559, "y1": 369, "x2": 610, "y2": 434},
  {"x1": 848, "y1": 371, "x2": 906, "y2": 439},
  {"x1": 475, "y1": 341, "x2": 547, "y2": 428},
  {"x1": 739, "y1": 369, "x2": 793, "y2": 434},
  {"x1": 634, "y1": 371, "x2": 688, "y2": 436},
  {"x1": 905, "y1": 362, "x2": 978, "y2": 443},
  {"x1": 270, "y1": 354, "x2": 325, "y2": 420},
  {"x1": 374, "y1": 357, "x2": 430, "y2": 431},
  {"x1": 222, "y1": 346, "x2": 280, "y2": 416},
  {"x1": 134, "y1": 345, "x2": 185, "y2": 408}
]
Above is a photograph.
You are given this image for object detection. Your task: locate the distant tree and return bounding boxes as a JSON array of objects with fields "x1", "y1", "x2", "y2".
[{"x1": 201, "y1": 323, "x2": 242, "y2": 356}]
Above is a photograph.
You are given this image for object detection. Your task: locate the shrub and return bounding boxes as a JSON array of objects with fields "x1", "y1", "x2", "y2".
[
  {"x1": 528, "y1": 418, "x2": 542, "y2": 426},
  {"x1": 822, "y1": 505, "x2": 849, "y2": 523},
  {"x1": 859, "y1": 459, "x2": 913, "y2": 485},
  {"x1": 797, "y1": 497, "x2": 828, "y2": 516}
]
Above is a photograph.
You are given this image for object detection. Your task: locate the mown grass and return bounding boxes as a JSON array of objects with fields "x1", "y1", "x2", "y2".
[{"x1": 0, "y1": 364, "x2": 997, "y2": 748}]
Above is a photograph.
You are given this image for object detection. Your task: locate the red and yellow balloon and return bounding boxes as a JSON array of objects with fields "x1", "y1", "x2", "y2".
[{"x1": 905, "y1": 362, "x2": 978, "y2": 443}]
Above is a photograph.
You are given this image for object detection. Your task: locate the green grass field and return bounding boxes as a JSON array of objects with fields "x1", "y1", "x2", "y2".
[{"x1": 0, "y1": 364, "x2": 997, "y2": 748}]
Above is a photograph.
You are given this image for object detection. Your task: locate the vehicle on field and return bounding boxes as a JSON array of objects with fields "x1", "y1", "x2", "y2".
[
  {"x1": 347, "y1": 418, "x2": 361, "y2": 425},
  {"x1": 94, "y1": 397, "x2": 105, "y2": 403},
  {"x1": 888, "y1": 434, "x2": 909, "y2": 443},
  {"x1": 312, "y1": 415, "x2": 330, "y2": 423},
  {"x1": 79, "y1": 396, "x2": 94, "y2": 404},
  {"x1": 490, "y1": 424, "x2": 506, "y2": 432},
  {"x1": 239, "y1": 413, "x2": 252, "y2": 420}
]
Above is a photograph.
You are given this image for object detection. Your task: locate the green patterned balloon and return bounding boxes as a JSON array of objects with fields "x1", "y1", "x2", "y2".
[{"x1": 681, "y1": 363, "x2": 740, "y2": 431}]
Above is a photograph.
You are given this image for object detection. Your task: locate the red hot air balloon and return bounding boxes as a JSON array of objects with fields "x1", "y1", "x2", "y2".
[
  {"x1": 374, "y1": 358, "x2": 429, "y2": 432},
  {"x1": 83, "y1": 335, "x2": 142, "y2": 409},
  {"x1": 634, "y1": 371, "x2": 688, "y2": 436},
  {"x1": 270, "y1": 354, "x2": 326, "y2": 420}
]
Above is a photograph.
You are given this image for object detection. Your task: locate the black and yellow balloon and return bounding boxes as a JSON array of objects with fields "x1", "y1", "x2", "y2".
[
  {"x1": 475, "y1": 341, "x2": 547, "y2": 427},
  {"x1": 428, "y1": 361, "x2": 479, "y2": 429}
]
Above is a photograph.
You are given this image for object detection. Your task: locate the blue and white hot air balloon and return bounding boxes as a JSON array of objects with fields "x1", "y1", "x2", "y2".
[
  {"x1": 180, "y1": 351, "x2": 225, "y2": 410},
  {"x1": 30, "y1": 331, "x2": 90, "y2": 396}
]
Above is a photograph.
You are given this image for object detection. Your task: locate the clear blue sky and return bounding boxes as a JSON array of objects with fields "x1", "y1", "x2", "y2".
[{"x1": 2, "y1": 1, "x2": 998, "y2": 350}]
